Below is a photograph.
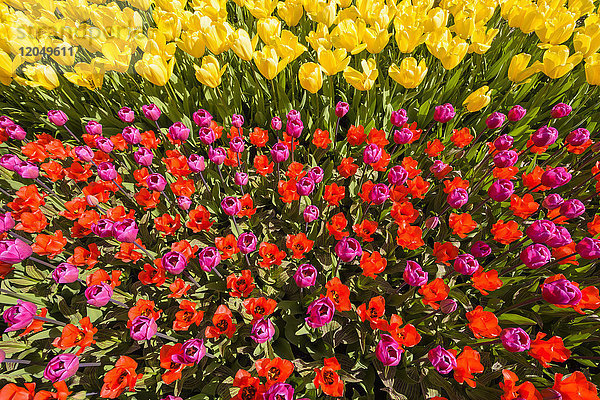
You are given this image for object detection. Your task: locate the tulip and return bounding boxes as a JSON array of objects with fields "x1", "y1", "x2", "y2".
[
  {"x1": 508, "y1": 53, "x2": 542, "y2": 83},
  {"x1": 0, "y1": 116, "x2": 14, "y2": 128},
  {"x1": 388, "y1": 57, "x2": 427, "y2": 89},
  {"x1": 493, "y1": 135, "x2": 514, "y2": 151},
  {"x1": 147, "y1": 173, "x2": 167, "y2": 192},
  {"x1": 335, "y1": 102, "x2": 349, "y2": 118},
  {"x1": 520, "y1": 244, "x2": 551, "y2": 269},
  {"x1": 500, "y1": 328, "x2": 530, "y2": 352},
  {"x1": 112, "y1": 219, "x2": 138, "y2": 243},
  {"x1": 334, "y1": 237, "x2": 362, "y2": 262},
  {"x1": 229, "y1": 29, "x2": 255, "y2": 62},
  {"x1": 231, "y1": 114, "x2": 244, "y2": 129},
  {"x1": 488, "y1": 179, "x2": 514, "y2": 202},
  {"x1": 368, "y1": 184, "x2": 390, "y2": 205},
  {"x1": 235, "y1": 172, "x2": 249, "y2": 187},
  {"x1": 388, "y1": 165, "x2": 409, "y2": 186},
  {"x1": 19, "y1": 64, "x2": 60, "y2": 90},
  {"x1": 403, "y1": 260, "x2": 428, "y2": 286},
  {"x1": 134, "y1": 148, "x2": 153, "y2": 167},
  {"x1": 526, "y1": 220, "x2": 557, "y2": 244},
  {"x1": 44, "y1": 354, "x2": 79, "y2": 382},
  {"x1": 237, "y1": 233, "x2": 258, "y2": 254},
  {"x1": 470, "y1": 241, "x2": 491, "y2": 258},
  {"x1": 162, "y1": 251, "x2": 187, "y2": 274},
  {"x1": 363, "y1": 144, "x2": 382, "y2": 164},
  {"x1": 318, "y1": 49, "x2": 350, "y2": 76},
  {"x1": 188, "y1": 154, "x2": 206, "y2": 173},
  {"x1": 130, "y1": 316, "x2": 158, "y2": 341},
  {"x1": 391, "y1": 109, "x2": 408, "y2": 127},
  {"x1": 546, "y1": 226, "x2": 572, "y2": 248},
  {"x1": 171, "y1": 339, "x2": 206, "y2": 364},
  {"x1": 507, "y1": 105, "x2": 526, "y2": 122},
  {"x1": 193, "y1": 109, "x2": 213, "y2": 127},
  {"x1": 566, "y1": 128, "x2": 590, "y2": 146},
  {"x1": 286, "y1": 119, "x2": 303, "y2": 139},
  {"x1": 539, "y1": 45, "x2": 583, "y2": 79},
  {"x1": 198, "y1": 247, "x2": 221, "y2": 272},
  {"x1": 434, "y1": 103, "x2": 455, "y2": 123},
  {"x1": 493, "y1": 150, "x2": 518, "y2": 168},
  {"x1": 542, "y1": 194, "x2": 564, "y2": 210},
  {"x1": 0, "y1": 154, "x2": 20, "y2": 171},
  {"x1": 257, "y1": 17, "x2": 281, "y2": 45},
  {"x1": 393, "y1": 128, "x2": 413, "y2": 145},
  {"x1": 122, "y1": 126, "x2": 141, "y2": 145},
  {"x1": 305, "y1": 297, "x2": 335, "y2": 328},
  {"x1": 0, "y1": 239, "x2": 33, "y2": 264},
  {"x1": 15, "y1": 161, "x2": 39, "y2": 179},
  {"x1": 542, "y1": 279, "x2": 582, "y2": 306},
  {"x1": 251, "y1": 318, "x2": 275, "y2": 343},
  {"x1": 531, "y1": 126, "x2": 558, "y2": 147},
  {"x1": 296, "y1": 177, "x2": 315, "y2": 196},
  {"x1": 575, "y1": 237, "x2": 600, "y2": 259},
  {"x1": 74, "y1": 146, "x2": 95, "y2": 163},
  {"x1": 294, "y1": 263, "x2": 317, "y2": 288},
  {"x1": 550, "y1": 103, "x2": 572, "y2": 119},
  {"x1": 559, "y1": 199, "x2": 585, "y2": 219},
  {"x1": 2, "y1": 300, "x2": 36, "y2": 332},
  {"x1": 271, "y1": 117, "x2": 282, "y2": 131},
  {"x1": 485, "y1": 112, "x2": 506, "y2": 129},
  {"x1": 142, "y1": 104, "x2": 161, "y2": 121},
  {"x1": 277, "y1": 0, "x2": 303, "y2": 26},
  {"x1": 453, "y1": 254, "x2": 479, "y2": 275},
  {"x1": 463, "y1": 86, "x2": 491, "y2": 112},
  {"x1": 343, "y1": 58, "x2": 378, "y2": 91},
  {"x1": 52, "y1": 263, "x2": 79, "y2": 284},
  {"x1": 424, "y1": 216, "x2": 440, "y2": 230},
  {"x1": 298, "y1": 62, "x2": 323, "y2": 94},
  {"x1": 194, "y1": 55, "x2": 227, "y2": 88},
  {"x1": 177, "y1": 196, "x2": 192, "y2": 210},
  {"x1": 376, "y1": 334, "x2": 403, "y2": 366},
  {"x1": 440, "y1": 299, "x2": 457, "y2": 314},
  {"x1": 95, "y1": 137, "x2": 114, "y2": 153},
  {"x1": 428, "y1": 345, "x2": 457, "y2": 374},
  {"x1": 540, "y1": 167, "x2": 571, "y2": 188},
  {"x1": 447, "y1": 188, "x2": 469, "y2": 208},
  {"x1": 85, "y1": 283, "x2": 113, "y2": 307},
  {"x1": 303, "y1": 205, "x2": 320, "y2": 224},
  {"x1": 47, "y1": 110, "x2": 68, "y2": 126},
  {"x1": 134, "y1": 53, "x2": 174, "y2": 86},
  {"x1": 169, "y1": 122, "x2": 191, "y2": 142},
  {"x1": 6, "y1": 124, "x2": 26, "y2": 140},
  {"x1": 208, "y1": 147, "x2": 226, "y2": 165},
  {"x1": 585, "y1": 54, "x2": 600, "y2": 85},
  {"x1": 117, "y1": 107, "x2": 134, "y2": 123},
  {"x1": 91, "y1": 219, "x2": 114, "y2": 238},
  {"x1": 0, "y1": 212, "x2": 15, "y2": 233},
  {"x1": 308, "y1": 167, "x2": 324, "y2": 184},
  {"x1": 271, "y1": 143, "x2": 290, "y2": 163},
  {"x1": 198, "y1": 127, "x2": 217, "y2": 145},
  {"x1": 254, "y1": 46, "x2": 288, "y2": 80},
  {"x1": 262, "y1": 383, "x2": 294, "y2": 400}
]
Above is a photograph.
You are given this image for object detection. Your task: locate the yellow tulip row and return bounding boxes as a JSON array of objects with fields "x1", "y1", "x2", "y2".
[{"x1": 0, "y1": 0, "x2": 599, "y2": 93}]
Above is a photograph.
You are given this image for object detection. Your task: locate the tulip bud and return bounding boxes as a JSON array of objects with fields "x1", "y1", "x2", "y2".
[
  {"x1": 440, "y1": 298, "x2": 457, "y2": 314},
  {"x1": 559, "y1": 199, "x2": 585, "y2": 219},
  {"x1": 393, "y1": 128, "x2": 413, "y2": 145},
  {"x1": 2, "y1": 300, "x2": 37, "y2": 331},
  {"x1": 493, "y1": 150, "x2": 518, "y2": 168},
  {"x1": 493, "y1": 134, "x2": 513, "y2": 152},
  {"x1": 85, "y1": 283, "x2": 113, "y2": 307},
  {"x1": 198, "y1": 247, "x2": 221, "y2": 272},
  {"x1": 0, "y1": 116, "x2": 14, "y2": 128},
  {"x1": 566, "y1": 128, "x2": 590, "y2": 146},
  {"x1": 230, "y1": 136, "x2": 245, "y2": 153},
  {"x1": 390, "y1": 109, "x2": 408, "y2": 127},
  {"x1": 305, "y1": 297, "x2": 335, "y2": 327},
  {"x1": 485, "y1": 112, "x2": 506, "y2": 129},
  {"x1": 188, "y1": 154, "x2": 206, "y2": 173},
  {"x1": 369, "y1": 183, "x2": 390, "y2": 205},
  {"x1": 221, "y1": 196, "x2": 241, "y2": 216},
  {"x1": 235, "y1": 172, "x2": 249, "y2": 186},
  {"x1": 428, "y1": 345, "x2": 457, "y2": 374},
  {"x1": 575, "y1": 237, "x2": 600, "y2": 259},
  {"x1": 453, "y1": 254, "x2": 480, "y2": 275},
  {"x1": 117, "y1": 107, "x2": 135, "y2": 123},
  {"x1": 47, "y1": 110, "x2": 68, "y2": 126},
  {"x1": 363, "y1": 143, "x2": 382, "y2": 164},
  {"x1": 546, "y1": 226, "x2": 572, "y2": 248},
  {"x1": 550, "y1": 103, "x2": 571, "y2": 119},
  {"x1": 335, "y1": 102, "x2": 349, "y2": 118},
  {"x1": 507, "y1": 105, "x2": 526, "y2": 122},
  {"x1": 488, "y1": 179, "x2": 514, "y2": 202},
  {"x1": 286, "y1": 118, "x2": 303, "y2": 139},
  {"x1": 425, "y1": 216, "x2": 440, "y2": 230},
  {"x1": 0, "y1": 212, "x2": 15, "y2": 233},
  {"x1": 526, "y1": 220, "x2": 557, "y2": 244},
  {"x1": 142, "y1": 104, "x2": 161, "y2": 121},
  {"x1": 434, "y1": 103, "x2": 455, "y2": 123}
]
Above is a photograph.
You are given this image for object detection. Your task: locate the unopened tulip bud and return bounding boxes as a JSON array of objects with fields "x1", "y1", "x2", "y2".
[
  {"x1": 86, "y1": 195, "x2": 99, "y2": 208},
  {"x1": 335, "y1": 102, "x2": 349, "y2": 118},
  {"x1": 440, "y1": 298, "x2": 457, "y2": 314},
  {"x1": 425, "y1": 216, "x2": 440, "y2": 229}
]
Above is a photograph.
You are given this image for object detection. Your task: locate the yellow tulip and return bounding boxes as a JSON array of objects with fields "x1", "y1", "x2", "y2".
[
  {"x1": 332, "y1": 19, "x2": 367, "y2": 54},
  {"x1": 535, "y1": 9, "x2": 576, "y2": 45},
  {"x1": 298, "y1": 62, "x2": 323, "y2": 93},
  {"x1": 585, "y1": 54, "x2": 600, "y2": 85},
  {"x1": 393, "y1": 19, "x2": 425, "y2": 53},
  {"x1": 191, "y1": 0, "x2": 227, "y2": 21},
  {"x1": 178, "y1": 30, "x2": 206, "y2": 58},
  {"x1": 15, "y1": 63, "x2": 59, "y2": 90},
  {"x1": 566, "y1": 0, "x2": 595, "y2": 18},
  {"x1": 129, "y1": 0, "x2": 153, "y2": 11},
  {"x1": 44, "y1": 38, "x2": 77, "y2": 66},
  {"x1": 64, "y1": 60, "x2": 105, "y2": 90},
  {"x1": 257, "y1": 17, "x2": 281, "y2": 45},
  {"x1": 253, "y1": 45, "x2": 288, "y2": 80},
  {"x1": 318, "y1": 48, "x2": 350, "y2": 76},
  {"x1": 153, "y1": 10, "x2": 182, "y2": 42},
  {"x1": 438, "y1": 38, "x2": 469, "y2": 70},
  {"x1": 194, "y1": 55, "x2": 227, "y2": 88},
  {"x1": 388, "y1": 57, "x2": 427, "y2": 89},
  {"x1": 245, "y1": 0, "x2": 278, "y2": 19},
  {"x1": 277, "y1": 0, "x2": 303, "y2": 27},
  {"x1": 305, "y1": 0, "x2": 336, "y2": 27},
  {"x1": 200, "y1": 17, "x2": 231, "y2": 54},
  {"x1": 425, "y1": 28, "x2": 451, "y2": 60},
  {"x1": 145, "y1": 28, "x2": 178, "y2": 60},
  {"x1": 451, "y1": 10, "x2": 476, "y2": 39},
  {"x1": 337, "y1": 0, "x2": 351, "y2": 7},
  {"x1": 0, "y1": 50, "x2": 22, "y2": 85},
  {"x1": 503, "y1": 0, "x2": 544, "y2": 34},
  {"x1": 229, "y1": 28, "x2": 257, "y2": 61},
  {"x1": 473, "y1": 1, "x2": 496, "y2": 24},
  {"x1": 463, "y1": 86, "x2": 491, "y2": 112},
  {"x1": 573, "y1": 15, "x2": 600, "y2": 57},
  {"x1": 275, "y1": 30, "x2": 306, "y2": 61},
  {"x1": 468, "y1": 25, "x2": 498, "y2": 54},
  {"x1": 508, "y1": 53, "x2": 542, "y2": 83},
  {"x1": 5, "y1": 27, "x2": 41, "y2": 63},
  {"x1": 306, "y1": 23, "x2": 332, "y2": 51},
  {"x1": 155, "y1": 0, "x2": 186, "y2": 12},
  {"x1": 343, "y1": 58, "x2": 378, "y2": 91},
  {"x1": 423, "y1": 8, "x2": 449, "y2": 33},
  {"x1": 134, "y1": 53, "x2": 174, "y2": 86},
  {"x1": 97, "y1": 39, "x2": 133, "y2": 73},
  {"x1": 71, "y1": 24, "x2": 107, "y2": 54},
  {"x1": 364, "y1": 24, "x2": 391, "y2": 54},
  {"x1": 538, "y1": 45, "x2": 583, "y2": 79},
  {"x1": 57, "y1": 0, "x2": 90, "y2": 21},
  {"x1": 355, "y1": 0, "x2": 384, "y2": 25}
]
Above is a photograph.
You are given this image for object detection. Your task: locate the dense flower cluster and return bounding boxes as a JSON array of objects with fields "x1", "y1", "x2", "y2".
[{"x1": 0, "y1": 100, "x2": 599, "y2": 399}]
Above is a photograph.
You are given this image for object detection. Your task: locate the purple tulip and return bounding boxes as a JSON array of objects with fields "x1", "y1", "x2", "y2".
[
  {"x1": 303, "y1": 205, "x2": 320, "y2": 223},
  {"x1": 520, "y1": 244, "x2": 551, "y2": 269},
  {"x1": 52, "y1": 263, "x2": 79, "y2": 284},
  {"x1": 232, "y1": 114, "x2": 244, "y2": 128},
  {"x1": 430, "y1": 160, "x2": 450, "y2": 176},
  {"x1": 493, "y1": 150, "x2": 518, "y2": 168},
  {"x1": 221, "y1": 196, "x2": 241, "y2": 216},
  {"x1": 117, "y1": 107, "x2": 135, "y2": 123},
  {"x1": 368, "y1": 183, "x2": 390, "y2": 205},
  {"x1": 540, "y1": 167, "x2": 571, "y2": 188},
  {"x1": 235, "y1": 172, "x2": 249, "y2": 186},
  {"x1": 376, "y1": 334, "x2": 403, "y2": 366},
  {"x1": 134, "y1": 147, "x2": 154, "y2": 166},
  {"x1": 294, "y1": 263, "x2": 317, "y2": 288},
  {"x1": 0, "y1": 212, "x2": 15, "y2": 233},
  {"x1": 493, "y1": 134, "x2": 514, "y2": 151},
  {"x1": 147, "y1": 173, "x2": 167, "y2": 192},
  {"x1": 425, "y1": 216, "x2": 440, "y2": 229},
  {"x1": 130, "y1": 315, "x2": 158, "y2": 340},
  {"x1": 171, "y1": 339, "x2": 206, "y2": 364},
  {"x1": 237, "y1": 232, "x2": 258, "y2": 254},
  {"x1": 550, "y1": 103, "x2": 571, "y2": 119},
  {"x1": 271, "y1": 143, "x2": 289, "y2": 163},
  {"x1": 559, "y1": 199, "x2": 585, "y2": 219},
  {"x1": 546, "y1": 226, "x2": 572, "y2": 248},
  {"x1": 428, "y1": 345, "x2": 457, "y2": 374},
  {"x1": 485, "y1": 112, "x2": 506, "y2": 129},
  {"x1": 251, "y1": 318, "x2": 275, "y2": 343},
  {"x1": 74, "y1": 146, "x2": 95, "y2": 163},
  {"x1": 575, "y1": 238, "x2": 600, "y2": 259},
  {"x1": 305, "y1": 297, "x2": 335, "y2": 328},
  {"x1": 470, "y1": 241, "x2": 491, "y2": 258},
  {"x1": 198, "y1": 127, "x2": 216, "y2": 145},
  {"x1": 434, "y1": 103, "x2": 455, "y2": 123},
  {"x1": 526, "y1": 220, "x2": 557, "y2": 244},
  {"x1": 85, "y1": 283, "x2": 113, "y2": 307},
  {"x1": 43, "y1": 354, "x2": 79, "y2": 382},
  {"x1": 0, "y1": 154, "x2": 21, "y2": 170},
  {"x1": 47, "y1": 110, "x2": 68, "y2": 126},
  {"x1": 286, "y1": 118, "x2": 303, "y2": 139},
  {"x1": 403, "y1": 260, "x2": 428, "y2": 286},
  {"x1": 440, "y1": 298, "x2": 458, "y2": 314},
  {"x1": 208, "y1": 146, "x2": 226, "y2": 165},
  {"x1": 193, "y1": 109, "x2": 212, "y2": 127},
  {"x1": 500, "y1": 328, "x2": 530, "y2": 352},
  {"x1": 177, "y1": 196, "x2": 192, "y2": 210},
  {"x1": 230, "y1": 136, "x2": 245, "y2": 153},
  {"x1": 388, "y1": 165, "x2": 409, "y2": 186},
  {"x1": 160, "y1": 396, "x2": 183, "y2": 400},
  {"x1": 566, "y1": 128, "x2": 590, "y2": 146},
  {"x1": 296, "y1": 177, "x2": 315, "y2": 196},
  {"x1": 391, "y1": 109, "x2": 408, "y2": 127},
  {"x1": 542, "y1": 194, "x2": 564, "y2": 210},
  {"x1": 142, "y1": 104, "x2": 161, "y2": 121},
  {"x1": 393, "y1": 128, "x2": 413, "y2": 145},
  {"x1": 262, "y1": 382, "x2": 294, "y2": 400},
  {"x1": 453, "y1": 253, "x2": 479, "y2": 275},
  {"x1": 112, "y1": 219, "x2": 138, "y2": 243},
  {"x1": 187, "y1": 154, "x2": 205, "y2": 173},
  {"x1": 169, "y1": 122, "x2": 191, "y2": 142},
  {"x1": 542, "y1": 279, "x2": 582, "y2": 306},
  {"x1": 488, "y1": 179, "x2": 514, "y2": 202},
  {"x1": 0, "y1": 239, "x2": 33, "y2": 264},
  {"x1": 162, "y1": 251, "x2": 187, "y2": 274},
  {"x1": 95, "y1": 137, "x2": 114, "y2": 153},
  {"x1": 287, "y1": 109, "x2": 301, "y2": 121},
  {"x1": 447, "y1": 188, "x2": 469, "y2": 209},
  {"x1": 308, "y1": 166, "x2": 324, "y2": 184},
  {"x1": 363, "y1": 143, "x2": 382, "y2": 164},
  {"x1": 335, "y1": 102, "x2": 349, "y2": 118},
  {"x1": 507, "y1": 105, "x2": 526, "y2": 122},
  {"x1": 0, "y1": 115, "x2": 14, "y2": 128},
  {"x1": 531, "y1": 126, "x2": 558, "y2": 147},
  {"x1": 85, "y1": 121, "x2": 103, "y2": 135},
  {"x1": 122, "y1": 126, "x2": 141, "y2": 145},
  {"x1": 198, "y1": 247, "x2": 221, "y2": 272},
  {"x1": 3, "y1": 300, "x2": 36, "y2": 332},
  {"x1": 334, "y1": 237, "x2": 362, "y2": 262},
  {"x1": 271, "y1": 117, "x2": 282, "y2": 131},
  {"x1": 6, "y1": 125, "x2": 26, "y2": 140},
  {"x1": 15, "y1": 161, "x2": 39, "y2": 179},
  {"x1": 97, "y1": 162, "x2": 117, "y2": 181},
  {"x1": 91, "y1": 219, "x2": 114, "y2": 238}
]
